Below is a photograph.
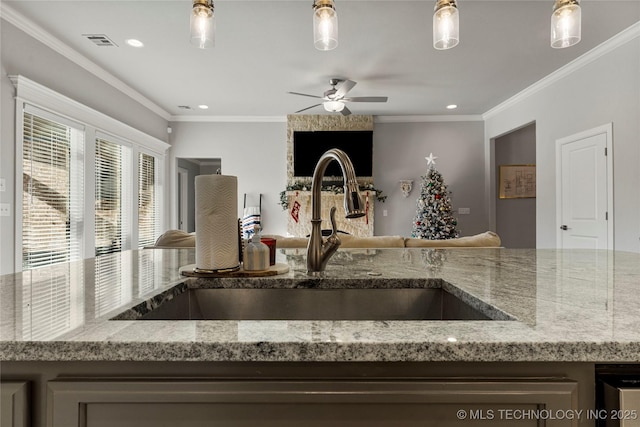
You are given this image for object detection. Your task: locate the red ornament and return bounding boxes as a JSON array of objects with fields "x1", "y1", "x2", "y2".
[
  {"x1": 416, "y1": 221, "x2": 421, "y2": 226},
  {"x1": 435, "y1": 194, "x2": 441, "y2": 200}
]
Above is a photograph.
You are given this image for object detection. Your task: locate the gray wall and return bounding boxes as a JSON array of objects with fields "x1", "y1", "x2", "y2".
[
  {"x1": 494, "y1": 124, "x2": 536, "y2": 248},
  {"x1": 0, "y1": 20, "x2": 169, "y2": 274},
  {"x1": 373, "y1": 121, "x2": 488, "y2": 237},
  {"x1": 169, "y1": 120, "x2": 489, "y2": 238},
  {"x1": 485, "y1": 36, "x2": 640, "y2": 252},
  {"x1": 169, "y1": 121, "x2": 290, "y2": 236},
  {"x1": 0, "y1": 68, "x2": 16, "y2": 275}
]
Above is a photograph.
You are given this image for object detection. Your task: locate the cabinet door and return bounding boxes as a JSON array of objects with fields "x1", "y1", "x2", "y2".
[
  {"x1": 48, "y1": 379, "x2": 578, "y2": 427},
  {"x1": 1, "y1": 382, "x2": 29, "y2": 427},
  {"x1": 620, "y1": 389, "x2": 640, "y2": 427}
]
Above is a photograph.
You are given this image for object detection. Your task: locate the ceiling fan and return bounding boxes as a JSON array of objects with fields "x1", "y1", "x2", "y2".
[{"x1": 288, "y1": 79, "x2": 388, "y2": 116}]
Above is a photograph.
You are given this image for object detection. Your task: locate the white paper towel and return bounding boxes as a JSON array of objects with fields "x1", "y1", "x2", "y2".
[{"x1": 195, "y1": 174, "x2": 239, "y2": 271}]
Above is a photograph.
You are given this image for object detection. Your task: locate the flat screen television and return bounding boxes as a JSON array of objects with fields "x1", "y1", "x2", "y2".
[{"x1": 293, "y1": 130, "x2": 373, "y2": 178}]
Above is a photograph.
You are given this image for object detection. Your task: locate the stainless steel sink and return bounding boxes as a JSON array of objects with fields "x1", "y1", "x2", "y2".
[{"x1": 135, "y1": 288, "x2": 500, "y2": 321}]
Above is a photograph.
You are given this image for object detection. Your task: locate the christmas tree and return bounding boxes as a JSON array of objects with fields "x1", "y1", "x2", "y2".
[{"x1": 411, "y1": 153, "x2": 460, "y2": 240}]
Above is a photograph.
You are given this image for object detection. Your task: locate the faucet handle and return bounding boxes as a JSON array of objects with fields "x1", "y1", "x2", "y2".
[{"x1": 325, "y1": 206, "x2": 341, "y2": 247}]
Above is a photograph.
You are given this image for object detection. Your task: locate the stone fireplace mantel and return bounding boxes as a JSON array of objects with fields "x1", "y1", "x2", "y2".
[{"x1": 286, "y1": 115, "x2": 375, "y2": 236}]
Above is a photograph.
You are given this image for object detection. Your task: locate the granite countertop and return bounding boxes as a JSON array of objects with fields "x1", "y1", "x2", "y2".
[{"x1": 1, "y1": 247, "x2": 640, "y2": 362}]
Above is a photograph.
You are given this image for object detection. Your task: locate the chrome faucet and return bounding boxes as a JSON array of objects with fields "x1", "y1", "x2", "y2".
[{"x1": 307, "y1": 149, "x2": 365, "y2": 275}]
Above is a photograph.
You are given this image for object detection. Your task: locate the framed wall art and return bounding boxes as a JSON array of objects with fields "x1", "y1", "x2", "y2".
[{"x1": 499, "y1": 165, "x2": 536, "y2": 199}]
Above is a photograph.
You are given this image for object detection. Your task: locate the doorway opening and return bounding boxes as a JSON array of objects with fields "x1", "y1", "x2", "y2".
[
  {"x1": 493, "y1": 123, "x2": 537, "y2": 248},
  {"x1": 176, "y1": 158, "x2": 222, "y2": 233}
]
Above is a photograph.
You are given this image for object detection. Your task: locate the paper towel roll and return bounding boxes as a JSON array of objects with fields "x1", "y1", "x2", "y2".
[{"x1": 195, "y1": 174, "x2": 240, "y2": 272}]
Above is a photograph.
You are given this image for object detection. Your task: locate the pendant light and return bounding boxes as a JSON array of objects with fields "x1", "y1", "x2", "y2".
[
  {"x1": 190, "y1": 0, "x2": 215, "y2": 49},
  {"x1": 551, "y1": 0, "x2": 581, "y2": 48},
  {"x1": 313, "y1": 0, "x2": 338, "y2": 51},
  {"x1": 433, "y1": 0, "x2": 459, "y2": 50}
]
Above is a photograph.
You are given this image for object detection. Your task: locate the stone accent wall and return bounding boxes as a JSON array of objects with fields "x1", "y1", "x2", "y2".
[
  {"x1": 285, "y1": 115, "x2": 375, "y2": 237},
  {"x1": 286, "y1": 190, "x2": 375, "y2": 237},
  {"x1": 286, "y1": 114, "x2": 373, "y2": 186}
]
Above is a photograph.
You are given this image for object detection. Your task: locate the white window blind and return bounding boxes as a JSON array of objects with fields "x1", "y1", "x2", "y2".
[
  {"x1": 95, "y1": 137, "x2": 131, "y2": 256},
  {"x1": 22, "y1": 110, "x2": 84, "y2": 269},
  {"x1": 22, "y1": 263, "x2": 84, "y2": 340},
  {"x1": 138, "y1": 152, "x2": 159, "y2": 248}
]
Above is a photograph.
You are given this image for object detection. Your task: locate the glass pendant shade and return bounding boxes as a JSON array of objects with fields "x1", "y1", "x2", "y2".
[
  {"x1": 433, "y1": 0, "x2": 459, "y2": 50},
  {"x1": 551, "y1": 0, "x2": 581, "y2": 48},
  {"x1": 313, "y1": 0, "x2": 338, "y2": 51},
  {"x1": 190, "y1": 0, "x2": 215, "y2": 49},
  {"x1": 324, "y1": 100, "x2": 345, "y2": 112}
]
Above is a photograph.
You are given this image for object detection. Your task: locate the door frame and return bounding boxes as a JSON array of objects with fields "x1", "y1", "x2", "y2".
[
  {"x1": 555, "y1": 123, "x2": 614, "y2": 250},
  {"x1": 177, "y1": 167, "x2": 189, "y2": 232}
]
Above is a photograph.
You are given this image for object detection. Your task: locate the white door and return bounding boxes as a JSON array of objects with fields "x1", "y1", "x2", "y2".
[{"x1": 556, "y1": 124, "x2": 613, "y2": 250}]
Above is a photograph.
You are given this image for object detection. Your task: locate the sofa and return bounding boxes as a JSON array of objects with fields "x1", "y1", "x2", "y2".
[{"x1": 152, "y1": 230, "x2": 502, "y2": 249}]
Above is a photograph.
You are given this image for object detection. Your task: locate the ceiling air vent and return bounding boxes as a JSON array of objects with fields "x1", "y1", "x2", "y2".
[{"x1": 83, "y1": 34, "x2": 118, "y2": 47}]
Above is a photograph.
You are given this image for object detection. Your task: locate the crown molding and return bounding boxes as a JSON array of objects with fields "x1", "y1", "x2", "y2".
[
  {"x1": 170, "y1": 115, "x2": 288, "y2": 123},
  {"x1": 483, "y1": 21, "x2": 640, "y2": 120},
  {"x1": 11, "y1": 75, "x2": 170, "y2": 154},
  {"x1": 169, "y1": 114, "x2": 484, "y2": 123},
  {"x1": 375, "y1": 115, "x2": 483, "y2": 123},
  {"x1": 0, "y1": 3, "x2": 171, "y2": 121}
]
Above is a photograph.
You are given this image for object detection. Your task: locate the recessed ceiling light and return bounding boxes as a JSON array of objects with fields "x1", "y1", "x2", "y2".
[
  {"x1": 126, "y1": 39, "x2": 144, "y2": 48},
  {"x1": 198, "y1": 105, "x2": 209, "y2": 110},
  {"x1": 446, "y1": 104, "x2": 458, "y2": 110},
  {"x1": 447, "y1": 337, "x2": 458, "y2": 342}
]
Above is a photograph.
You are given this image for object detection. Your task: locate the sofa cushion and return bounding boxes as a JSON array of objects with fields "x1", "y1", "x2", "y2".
[
  {"x1": 340, "y1": 235, "x2": 405, "y2": 248},
  {"x1": 404, "y1": 231, "x2": 501, "y2": 248},
  {"x1": 154, "y1": 229, "x2": 196, "y2": 247}
]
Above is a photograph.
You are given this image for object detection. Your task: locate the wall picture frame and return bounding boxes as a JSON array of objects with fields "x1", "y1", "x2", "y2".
[{"x1": 499, "y1": 165, "x2": 536, "y2": 199}]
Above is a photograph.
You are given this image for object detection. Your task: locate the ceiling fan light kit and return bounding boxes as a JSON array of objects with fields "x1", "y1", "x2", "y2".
[
  {"x1": 190, "y1": 0, "x2": 215, "y2": 49},
  {"x1": 313, "y1": 0, "x2": 339, "y2": 51},
  {"x1": 324, "y1": 100, "x2": 345, "y2": 112},
  {"x1": 551, "y1": 0, "x2": 582, "y2": 49},
  {"x1": 433, "y1": 0, "x2": 459, "y2": 50},
  {"x1": 288, "y1": 79, "x2": 388, "y2": 116}
]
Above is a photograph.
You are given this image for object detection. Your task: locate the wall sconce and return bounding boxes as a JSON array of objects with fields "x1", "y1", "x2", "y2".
[{"x1": 400, "y1": 180, "x2": 413, "y2": 197}]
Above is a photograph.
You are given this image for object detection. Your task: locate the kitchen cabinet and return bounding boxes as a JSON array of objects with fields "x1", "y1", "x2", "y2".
[
  {"x1": 47, "y1": 378, "x2": 577, "y2": 427},
  {"x1": 0, "y1": 381, "x2": 29, "y2": 427}
]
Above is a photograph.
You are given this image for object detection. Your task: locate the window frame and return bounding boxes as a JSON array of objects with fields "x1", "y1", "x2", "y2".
[{"x1": 12, "y1": 75, "x2": 169, "y2": 272}]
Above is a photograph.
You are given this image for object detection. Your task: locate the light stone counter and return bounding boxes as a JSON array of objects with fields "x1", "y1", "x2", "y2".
[{"x1": 1, "y1": 247, "x2": 639, "y2": 362}]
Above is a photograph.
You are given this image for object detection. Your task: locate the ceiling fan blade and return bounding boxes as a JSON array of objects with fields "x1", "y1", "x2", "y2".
[
  {"x1": 334, "y1": 80, "x2": 356, "y2": 99},
  {"x1": 294, "y1": 104, "x2": 322, "y2": 113},
  {"x1": 287, "y1": 91, "x2": 323, "y2": 99},
  {"x1": 340, "y1": 105, "x2": 352, "y2": 116},
  {"x1": 343, "y1": 96, "x2": 388, "y2": 103}
]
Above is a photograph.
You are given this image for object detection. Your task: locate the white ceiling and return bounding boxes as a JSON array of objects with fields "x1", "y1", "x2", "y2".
[{"x1": 3, "y1": 0, "x2": 640, "y2": 119}]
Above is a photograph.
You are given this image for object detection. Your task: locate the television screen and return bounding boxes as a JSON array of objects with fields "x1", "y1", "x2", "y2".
[{"x1": 293, "y1": 130, "x2": 373, "y2": 178}]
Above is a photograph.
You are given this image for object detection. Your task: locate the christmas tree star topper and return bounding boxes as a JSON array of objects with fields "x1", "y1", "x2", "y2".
[{"x1": 425, "y1": 153, "x2": 438, "y2": 168}]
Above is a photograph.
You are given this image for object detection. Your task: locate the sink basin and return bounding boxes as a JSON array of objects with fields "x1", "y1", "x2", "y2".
[{"x1": 133, "y1": 288, "x2": 503, "y2": 321}]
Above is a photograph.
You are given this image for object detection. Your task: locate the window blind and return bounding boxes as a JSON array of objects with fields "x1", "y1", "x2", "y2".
[
  {"x1": 138, "y1": 152, "x2": 159, "y2": 248},
  {"x1": 22, "y1": 263, "x2": 84, "y2": 340},
  {"x1": 22, "y1": 111, "x2": 84, "y2": 269},
  {"x1": 95, "y1": 138, "x2": 127, "y2": 256}
]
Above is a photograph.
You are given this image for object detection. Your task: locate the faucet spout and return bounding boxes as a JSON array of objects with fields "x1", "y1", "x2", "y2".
[{"x1": 307, "y1": 148, "x2": 365, "y2": 275}]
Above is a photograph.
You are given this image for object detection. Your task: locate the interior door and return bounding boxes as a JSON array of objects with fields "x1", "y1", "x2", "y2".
[{"x1": 556, "y1": 124, "x2": 612, "y2": 250}]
